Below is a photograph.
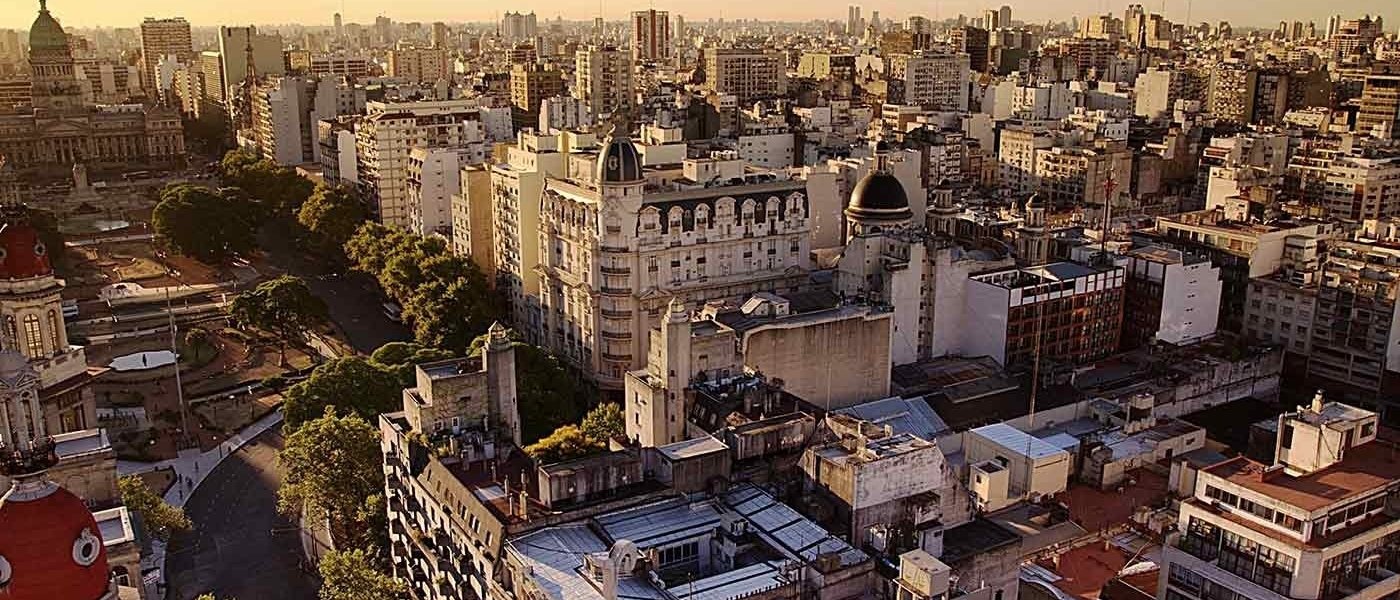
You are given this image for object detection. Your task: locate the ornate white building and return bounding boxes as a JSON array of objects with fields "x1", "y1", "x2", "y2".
[{"x1": 536, "y1": 131, "x2": 814, "y2": 391}]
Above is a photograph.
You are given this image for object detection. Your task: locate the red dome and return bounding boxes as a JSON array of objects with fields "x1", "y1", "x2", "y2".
[
  {"x1": 0, "y1": 221, "x2": 53, "y2": 280},
  {"x1": 0, "y1": 479, "x2": 112, "y2": 600}
]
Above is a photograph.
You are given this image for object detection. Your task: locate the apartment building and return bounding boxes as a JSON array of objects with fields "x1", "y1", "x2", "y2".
[
  {"x1": 961, "y1": 261, "x2": 1126, "y2": 370},
  {"x1": 887, "y1": 51, "x2": 969, "y2": 111},
  {"x1": 1357, "y1": 72, "x2": 1400, "y2": 139},
  {"x1": 250, "y1": 75, "x2": 364, "y2": 166},
  {"x1": 354, "y1": 100, "x2": 508, "y2": 228},
  {"x1": 630, "y1": 9, "x2": 671, "y2": 63},
  {"x1": 509, "y1": 62, "x2": 564, "y2": 125},
  {"x1": 387, "y1": 46, "x2": 450, "y2": 84},
  {"x1": 704, "y1": 47, "x2": 788, "y2": 104},
  {"x1": 574, "y1": 45, "x2": 634, "y2": 120},
  {"x1": 1115, "y1": 245, "x2": 1222, "y2": 349},
  {"x1": 1161, "y1": 399, "x2": 1400, "y2": 600},
  {"x1": 138, "y1": 17, "x2": 193, "y2": 99},
  {"x1": 1308, "y1": 237, "x2": 1400, "y2": 407}
]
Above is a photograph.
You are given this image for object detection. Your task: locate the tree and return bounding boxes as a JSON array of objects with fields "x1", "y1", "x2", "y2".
[
  {"x1": 580, "y1": 403, "x2": 625, "y2": 444},
  {"x1": 181, "y1": 326, "x2": 216, "y2": 365},
  {"x1": 345, "y1": 222, "x2": 414, "y2": 277},
  {"x1": 278, "y1": 409, "x2": 385, "y2": 550},
  {"x1": 403, "y1": 276, "x2": 500, "y2": 354},
  {"x1": 220, "y1": 149, "x2": 315, "y2": 214},
  {"x1": 523, "y1": 425, "x2": 603, "y2": 464},
  {"x1": 298, "y1": 183, "x2": 367, "y2": 256},
  {"x1": 152, "y1": 184, "x2": 259, "y2": 263},
  {"x1": 117, "y1": 475, "x2": 191, "y2": 542},
  {"x1": 229, "y1": 275, "x2": 328, "y2": 365},
  {"x1": 318, "y1": 548, "x2": 407, "y2": 600},
  {"x1": 282, "y1": 356, "x2": 401, "y2": 430},
  {"x1": 370, "y1": 342, "x2": 456, "y2": 387}
]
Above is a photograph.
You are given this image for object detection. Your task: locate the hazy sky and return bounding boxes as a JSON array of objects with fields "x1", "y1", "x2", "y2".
[{"x1": 0, "y1": 0, "x2": 1393, "y2": 32}]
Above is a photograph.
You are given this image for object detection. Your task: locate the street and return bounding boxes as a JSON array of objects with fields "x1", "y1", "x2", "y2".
[
  {"x1": 164, "y1": 425, "x2": 319, "y2": 600},
  {"x1": 257, "y1": 222, "x2": 412, "y2": 354}
]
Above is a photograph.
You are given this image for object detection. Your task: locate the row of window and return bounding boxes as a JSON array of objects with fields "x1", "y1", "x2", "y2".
[{"x1": 1203, "y1": 485, "x2": 1303, "y2": 532}]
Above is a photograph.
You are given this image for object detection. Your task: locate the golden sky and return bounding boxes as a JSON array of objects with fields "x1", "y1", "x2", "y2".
[{"x1": 0, "y1": 0, "x2": 1393, "y2": 32}]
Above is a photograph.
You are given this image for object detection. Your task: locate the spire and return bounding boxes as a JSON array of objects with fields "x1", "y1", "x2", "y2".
[{"x1": 39, "y1": 0, "x2": 47, "y2": 14}]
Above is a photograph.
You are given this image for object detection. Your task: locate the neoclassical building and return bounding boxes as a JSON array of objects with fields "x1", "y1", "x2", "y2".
[
  {"x1": 536, "y1": 132, "x2": 814, "y2": 391},
  {"x1": 0, "y1": 1, "x2": 184, "y2": 174}
]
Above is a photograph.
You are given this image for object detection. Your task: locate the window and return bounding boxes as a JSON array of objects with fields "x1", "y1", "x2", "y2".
[
  {"x1": 1281, "y1": 424, "x2": 1294, "y2": 449},
  {"x1": 21, "y1": 314, "x2": 43, "y2": 358}
]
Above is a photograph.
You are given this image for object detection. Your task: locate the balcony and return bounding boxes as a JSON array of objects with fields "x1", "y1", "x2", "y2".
[
  {"x1": 601, "y1": 309, "x2": 633, "y2": 319},
  {"x1": 600, "y1": 287, "x2": 631, "y2": 296},
  {"x1": 600, "y1": 266, "x2": 631, "y2": 275}
]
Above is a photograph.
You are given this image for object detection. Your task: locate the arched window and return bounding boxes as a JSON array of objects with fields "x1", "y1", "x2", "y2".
[
  {"x1": 22, "y1": 314, "x2": 44, "y2": 358},
  {"x1": 48, "y1": 310, "x2": 61, "y2": 350}
]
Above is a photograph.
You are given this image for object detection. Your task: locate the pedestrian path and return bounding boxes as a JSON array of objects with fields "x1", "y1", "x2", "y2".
[{"x1": 118, "y1": 408, "x2": 285, "y2": 597}]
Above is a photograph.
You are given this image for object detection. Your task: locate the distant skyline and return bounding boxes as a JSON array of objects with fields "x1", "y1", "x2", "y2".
[{"x1": 0, "y1": 0, "x2": 1393, "y2": 33}]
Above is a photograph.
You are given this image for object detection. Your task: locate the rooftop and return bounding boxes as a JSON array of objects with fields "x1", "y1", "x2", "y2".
[
  {"x1": 832, "y1": 396, "x2": 949, "y2": 440},
  {"x1": 1203, "y1": 439, "x2": 1400, "y2": 512},
  {"x1": 972, "y1": 423, "x2": 1071, "y2": 461}
]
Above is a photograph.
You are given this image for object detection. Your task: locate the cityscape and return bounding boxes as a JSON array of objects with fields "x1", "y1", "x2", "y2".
[{"x1": 0, "y1": 2, "x2": 1399, "y2": 600}]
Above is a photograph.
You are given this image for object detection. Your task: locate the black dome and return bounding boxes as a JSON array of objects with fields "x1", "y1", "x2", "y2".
[
  {"x1": 846, "y1": 170, "x2": 911, "y2": 220},
  {"x1": 596, "y1": 132, "x2": 643, "y2": 184}
]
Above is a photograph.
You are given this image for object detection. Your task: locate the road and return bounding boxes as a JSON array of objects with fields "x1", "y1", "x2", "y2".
[
  {"x1": 164, "y1": 425, "x2": 320, "y2": 600},
  {"x1": 257, "y1": 222, "x2": 411, "y2": 354}
]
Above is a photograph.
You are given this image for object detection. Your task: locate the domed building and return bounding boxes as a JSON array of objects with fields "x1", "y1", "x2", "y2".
[
  {"x1": 0, "y1": 1, "x2": 184, "y2": 174},
  {"x1": 0, "y1": 348, "x2": 131, "y2": 600},
  {"x1": 534, "y1": 128, "x2": 813, "y2": 391}
]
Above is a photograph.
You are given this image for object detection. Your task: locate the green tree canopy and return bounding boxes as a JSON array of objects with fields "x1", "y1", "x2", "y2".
[
  {"x1": 523, "y1": 425, "x2": 602, "y2": 465},
  {"x1": 220, "y1": 149, "x2": 316, "y2": 214},
  {"x1": 345, "y1": 222, "x2": 416, "y2": 277},
  {"x1": 580, "y1": 403, "x2": 625, "y2": 444},
  {"x1": 282, "y1": 356, "x2": 401, "y2": 430},
  {"x1": 317, "y1": 548, "x2": 407, "y2": 600},
  {"x1": 152, "y1": 184, "x2": 259, "y2": 263},
  {"x1": 369, "y1": 342, "x2": 456, "y2": 387},
  {"x1": 278, "y1": 409, "x2": 385, "y2": 550},
  {"x1": 229, "y1": 275, "x2": 328, "y2": 365},
  {"x1": 298, "y1": 183, "x2": 367, "y2": 256},
  {"x1": 117, "y1": 475, "x2": 191, "y2": 542}
]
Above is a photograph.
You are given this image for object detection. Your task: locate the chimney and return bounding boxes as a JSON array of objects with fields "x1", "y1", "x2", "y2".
[{"x1": 1310, "y1": 389, "x2": 1325, "y2": 414}]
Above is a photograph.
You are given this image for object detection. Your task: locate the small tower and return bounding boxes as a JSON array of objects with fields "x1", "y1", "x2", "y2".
[
  {"x1": 596, "y1": 121, "x2": 645, "y2": 201},
  {"x1": 0, "y1": 351, "x2": 46, "y2": 453},
  {"x1": 482, "y1": 322, "x2": 521, "y2": 446},
  {"x1": 1016, "y1": 194, "x2": 1050, "y2": 266},
  {"x1": 930, "y1": 178, "x2": 958, "y2": 237},
  {"x1": 0, "y1": 209, "x2": 67, "y2": 362}
]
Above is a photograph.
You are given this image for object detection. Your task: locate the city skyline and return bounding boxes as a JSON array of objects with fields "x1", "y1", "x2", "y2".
[{"x1": 0, "y1": 0, "x2": 1393, "y2": 32}]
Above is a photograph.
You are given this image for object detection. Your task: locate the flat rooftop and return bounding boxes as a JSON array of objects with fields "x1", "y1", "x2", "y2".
[
  {"x1": 1203, "y1": 440, "x2": 1400, "y2": 512},
  {"x1": 971, "y1": 423, "x2": 1070, "y2": 461}
]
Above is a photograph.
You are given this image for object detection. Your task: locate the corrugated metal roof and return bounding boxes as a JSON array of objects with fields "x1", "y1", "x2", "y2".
[
  {"x1": 971, "y1": 423, "x2": 1069, "y2": 461},
  {"x1": 834, "y1": 396, "x2": 950, "y2": 440}
]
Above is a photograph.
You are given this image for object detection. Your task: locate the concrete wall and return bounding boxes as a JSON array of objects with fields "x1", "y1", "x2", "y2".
[{"x1": 742, "y1": 311, "x2": 892, "y2": 410}]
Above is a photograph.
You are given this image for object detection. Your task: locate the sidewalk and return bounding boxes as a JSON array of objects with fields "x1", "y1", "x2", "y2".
[{"x1": 117, "y1": 408, "x2": 285, "y2": 597}]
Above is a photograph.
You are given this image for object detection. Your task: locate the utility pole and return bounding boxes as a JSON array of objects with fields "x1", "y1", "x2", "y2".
[{"x1": 166, "y1": 281, "x2": 189, "y2": 449}]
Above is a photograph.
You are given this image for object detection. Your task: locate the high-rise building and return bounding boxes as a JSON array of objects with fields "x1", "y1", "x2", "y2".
[
  {"x1": 887, "y1": 51, "x2": 970, "y2": 111},
  {"x1": 631, "y1": 9, "x2": 671, "y2": 63},
  {"x1": 354, "y1": 100, "x2": 509, "y2": 228},
  {"x1": 1328, "y1": 16, "x2": 1383, "y2": 57},
  {"x1": 386, "y1": 46, "x2": 449, "y2": 84},
  {"x1": 949, "y1": 26, "x2": 989, "y2": 73},
  {"x1": 703, "y1": 47, "x2": 787, "y2": 104},
  {"x1": 333, "y1": 12, "x2": 343, "y2": 38},
  {"x1": 250, "y1": 75, "x2": 365, "y2": 166},
  {"x1": 998, "y1": 5, "x2": 1012, "y2": 28},
  {"x1": 138, "y1": 17, "x2": 193, "y2": 101},
  {"x1": 847, "y1": 6, "x2": 862, "y2": 36},
  {"x1": 574, "y1": 45, "x2": 634, "y2": 119},
  {"x1": 510, "y1": 61, "x2": 564, "y2": 123},
  {"x1": 982, "y1": 8, "x2": 999, "y2": 30},
  {"x1": 217, "y1": 25, "x2": 285, "y2": 102},
  {"x1": 1357, "y1": 71, "x2": 1400, "y2": 139},
  {"x1": 501, "y1": 11, "x2": 538, "y2": 42},
  {"x1": 430, "y1": 22, "x2": 449, "y2": 48}
]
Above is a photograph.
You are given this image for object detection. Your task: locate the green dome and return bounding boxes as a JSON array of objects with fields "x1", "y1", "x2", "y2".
[{"x1": 29, "y1": 0, "x2": 68, "y2": 52}]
